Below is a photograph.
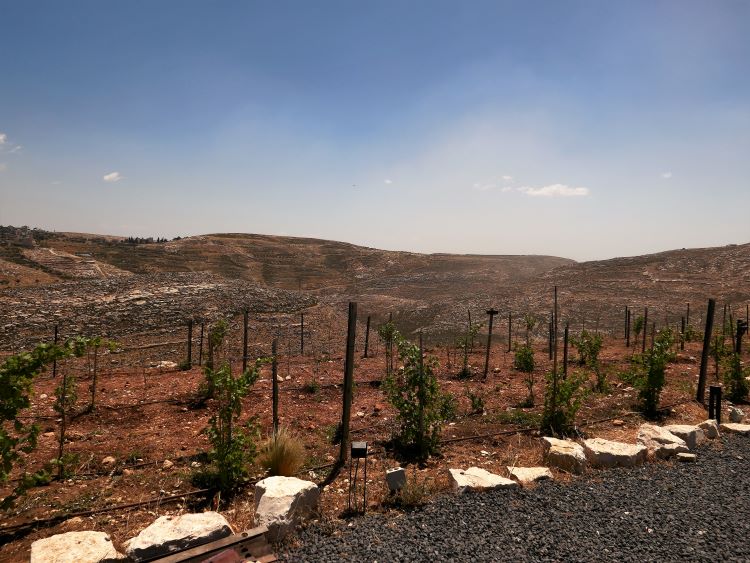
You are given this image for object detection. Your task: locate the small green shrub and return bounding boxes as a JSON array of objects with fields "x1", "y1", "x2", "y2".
[
  {"x1": 200, "y1": 359, "x2": 263, "y2": 493},
  {"x1": 384, "y1": 332, "x2": 455, "y2": 461},
  {"x1": 258, "y1": 426, "x2": 306, "y2": 477},
  {"x1": 465, "y1": 388, "x2": 485, "y2": 415},
  {"x1": 723, "y1": 352, "x2": 749, "y2": 403},
  {"x1": 541, "y1": 370, "x2": 588, "y2": 436},
  {"x1": 513, "y1": 344, "x2": 535, "y2": 373},
  {"x1": 629, "y1": 328, "x2": 676, "y2": 418},
  {"x1": 302, "y1": 376, "x2": 320, "y2": 394},
  {"x1": 384, "y1": 466, "x2": 433, "y2": 510}
]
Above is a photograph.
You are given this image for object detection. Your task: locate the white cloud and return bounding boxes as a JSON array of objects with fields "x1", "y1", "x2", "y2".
[
  {"x1": 384, "y1": 179, "x2": 393, "y2": 184},
  {"x1": 9, "y1": 145, "x2": 22, "y2": 154},
  {"x1": 0, "y1": 133, "x2": 6, "y2": 145},
  {"x1": 0, "y1": 163, "x2": 6, "y2": 172},
  {"x1": 103, "y1": 171, "x2": 123, "y2": 183},
  {"x1": 502, "y1": 175, "x2": 513, "y2": 181},
  {"x1": 518, "y1": 184, "x2": 589, "y2": 197},
  {"x1": 51, "y1": 180, "x2": 62, "y2": 185},
  {"x1": 661, "y1": 171, "x2": 672, "y2": 179},
  {"x1": 472, "y1": 182, "x2": 495, "y2": 191},
  {"x1": 501, "y1": 186, "x2": 513, "y2": 192}
]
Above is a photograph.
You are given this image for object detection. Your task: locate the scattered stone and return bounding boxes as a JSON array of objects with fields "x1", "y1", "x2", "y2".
[
  {"x1": 636, "y1": 424, "x2": 689, "y2": 459},
  {"x1": 612, "y1": 419, "x2": 625, "y2": 426},
  {"x1": 677, "y1": 453, "x2": 697, "y2": 462},
  {"x1": 583, "y1": 438, "x2": 647, "y2": 468},
  {"x1": 720, "y1": 423, "x2": 750, "y2": 436},
  {"x1": 61, "y1": 516, "x2": 84, "y2": 528},
  {"x1": 729, "y1": 406, "x2": 745, "y2": 423},
  {"x1": 31, "y1": 531, "x2": 124, "y2": 563},
  {"x1": 276, "y1": 375, "x2": 284, "y2": 382},
  {"x1": 386, "y1": 467, "x2": 406, "y2": 493},
  {"x1": 507, "y1": 466, "x2": 553, "y2": 486},
  {"x1": 122, "y1": 468, "x2": 134, "y2": 476},
  {"x1": 43, "y1": 431, "x2": 56, "y2": 438},
  {"x1": 698, "y1": 419, "x2": 720, "y2": 439},
  {"x1": 155, "y1": 360, "x2": 178, "y2": 370},
  {"x1": 356, "y1": 411, "x2": 365, "y2": 418},
  {"x1": 39, "y1": 393, "x2": 48, "y2": 400},
  {"x1": 373, "y1": 403, "x2": 385, "y2": 413},
  {"x1": 101, "y1": 456, "x2": 116, "y2": 466},
  {"x1": 664, "y1": 425, "x2": 706, "y2": 449},
  {"x1": 254, "y1": 476, "x2": 320, "y2": 541},
  {"x1": 124, "y1": 512, "x2": 232, "y2": 561},
  {"x1": 542, "y1": 437, "x2": 587, "y2": 474},
  {"x1": 162, "y1": 459, "x2": 174, "y2": 470},
  {"x1": 448, "y1": 467, "x2": 519, "y2": 494}
]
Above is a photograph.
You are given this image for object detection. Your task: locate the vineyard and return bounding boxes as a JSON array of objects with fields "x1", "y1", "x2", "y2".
[{"x1": 1, "y1": 231, "x2": 750, "y2": 561}]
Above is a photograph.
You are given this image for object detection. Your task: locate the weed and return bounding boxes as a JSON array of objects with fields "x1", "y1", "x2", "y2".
[
  {"x1": 301, "y1": 377, "x2": 320, "y2": 394},
  {"x1": 723, "y1": 352, "x2": 749, "y2": 403},
  {"x1": 465, "y1": 388, "x2": 485, "y2": 415},
  {"x1": 258, "y1": 426, "x2": 306, "y2": 477}
]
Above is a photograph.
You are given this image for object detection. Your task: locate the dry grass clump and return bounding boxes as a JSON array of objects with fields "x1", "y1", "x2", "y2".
[{"x1": 258, "y1": 426, "x2": 306, "y2": 477}]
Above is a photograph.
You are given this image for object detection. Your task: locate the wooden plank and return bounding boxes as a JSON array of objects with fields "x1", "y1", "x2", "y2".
[{"x1": 149, "y1": 526, "x2": 273, "y2": 563}]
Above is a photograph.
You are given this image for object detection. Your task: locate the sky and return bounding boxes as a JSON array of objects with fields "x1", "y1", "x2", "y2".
[{"x1": 1, "y1": 1, "x2": 749, "y2": 261}]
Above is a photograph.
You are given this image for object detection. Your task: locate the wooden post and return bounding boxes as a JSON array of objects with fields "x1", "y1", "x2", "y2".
[
  {"x1": 186, "y1": 319, "x2": 193, "y2": 367},
  {"x1": 363, "y1": 315, "x2": 371, "y2": 358},
  {"x1": 198, "y1": 322, "x2": 204, "y2": 366},
  {"x1": 624, "y1": 306, "x2": 629, "y2": 342},
  {"x1": 300, "y1": 313, "x2": 305, "y2": 356},
  {"x1": 271, "y1": 338, "x2": 279, "y2": 433},
  {"x1": 52, "y1": 324, "x2": 59, "y2": 378},
  {"x1": 697, "y1": 298, "x2": 716, "y2": 403},
  {"x1": 242, "y1": 310, "x2": 249, "y2": 373},
  {"x1": 563, "y1": 322, "x2": 569, "y2": 378},
  {"x1": 681, "y1": 317, "x2": 686, "y2": 351},
  {"x1": 642, "y1": 307, "x2": 648, "y2": 353},
  {"x1": 548, "y1": 313, "x2": 553, "y2": 360},
  {"x1": 418, "y1": 331, "x2": 426, "y2": 459},
  {"x1": 339, "y1": 302, "x2": 357, "y2": 467},
  {"x1": 736, "y1": 320, "x2": 748, "y2": 354},
  {"x1": 507, "y1": 311, "x2": 512, "y2": 353},
  {"x1": 484, "y1": 308, "x2": 499, "y2": 379},
  {"x1": 708, "y1": 385, "x2": 722, "y2": 424},
  {"x1": 468, "y1": 309, "x2": 473, "y2": 351},
  {"x1": 626, "y1": 308, "x2": 631, "y2": 348}
]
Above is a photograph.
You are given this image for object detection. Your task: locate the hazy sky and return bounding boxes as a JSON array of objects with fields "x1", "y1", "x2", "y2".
[{"x1": 1, "y1": 1, "x2": 748, "y2": 261}]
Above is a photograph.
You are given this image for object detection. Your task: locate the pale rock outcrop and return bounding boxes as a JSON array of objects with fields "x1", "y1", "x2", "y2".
[
  {"x1": 542, "y1": 437, "x2": 587, "y2": 474},
  {"x1": 386, "y1": 467, "x2": 406, "y2": 493},
  {"x1": 583, "y1": 438, "x2": 647, "y2": 468},
  {"x1": 664, "y1": 425, "x2": 706, "y2": 449},
  {"x1": 254, "y1": 476, "x2": 320, "y2": 541},
  {"x1": 31, "y1": 531, "x2": 124, "y2": 563},
  {"x1": 507, "y1": 466, "x2": 553, "y2": 486},
  {"x1": 698, "y1": 419, "x2": 720, "y2": 439},
  {"x1": 124, "y1": 512, "x2": 232, "y2": 561},
  {"x1": 720, "y1": 423, "x2": 750, "y2": 436},
  {"x1": 448, "y1": 467, "x2": 519, "y2": 494},
  {"x1": 636, "y1": 424, "x2": 689, "y2": 459}
]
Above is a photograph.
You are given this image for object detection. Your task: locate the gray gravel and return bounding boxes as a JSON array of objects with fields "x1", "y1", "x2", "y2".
[{"x1": 282, "y1": 435, "x2": 750, "y2": 562}]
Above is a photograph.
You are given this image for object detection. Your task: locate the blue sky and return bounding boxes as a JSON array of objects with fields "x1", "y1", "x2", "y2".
[{"x1": 1, "y1": 1, "x2": 748, "y2": 260}]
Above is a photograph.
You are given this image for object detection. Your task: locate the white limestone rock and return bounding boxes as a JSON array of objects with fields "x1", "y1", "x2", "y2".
[
  {"x1": 507, "y1": 466, "x2": 553, "y2": 486},
  {"x1": 664, "y1": 425, "x2": 706, "y2": 449},
  {"x1": 124, "y1": 512, "x2": 232, "y2": 561},
  {"x1": 698, "y1": 419, "x2": 720, "y2": 439},
  {"x1": 720, "y1": 423, "x2": 750, "y2": 436},
  {"x1": 636, "y1": 424, "x2": 689, "y2": 459},
  {"x1": 386, "y1": 467, "x2": 406, "y2": 493},
  {"x1": 254, "y1": 476, "x2": 320, "y2": 541},
  {"x1": 31, "y1": 531, "x2": 124, "y2": 563},
  {"x1": 542, "y1": 437, "x2": 587, "y2": 474},
  {"x1": 677, "y1": 452, "x2": 697, "y2": 462},
  {"x1": 448, "y1": 467, "x2": 519, "y2": 494},
  {"x1": 583, "y1": 438, "x2": 647, "y2": 468}
]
